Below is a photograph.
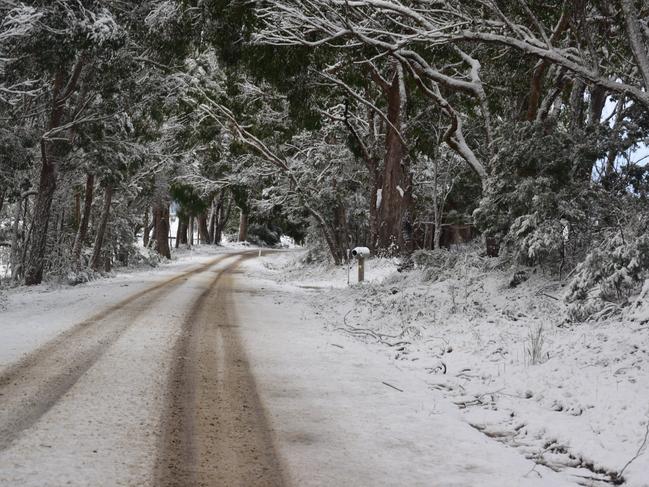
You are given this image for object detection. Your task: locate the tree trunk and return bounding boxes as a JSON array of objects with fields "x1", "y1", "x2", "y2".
[
  {"x1": 74, "y1": 190, "x2": 81, "y2": 228},
  {"x1": 213, "y1": 196, "x2": 231, "y2": 245},
  {"x1": 621, "y1": 0, "x2": 649, "y2": 91},
  {"x1": 0, "y1": 190, "x2": 4, "y2": 216},
  {"x1": 569, "y1": 80, "x2": 586, "y2": 129},
  {"x1": 143, "y1": 208, "x2": 150, "y2": 247},
  {"x1": 574, "y1": 85, "x2": 607, "y2": 180},
  {"x1": 25, "y1": 60, "x2": 84, "y2": 285},
  {"x1": 175, "y1": 218, "x2": 182, "y2": 249},
  {"x1": 154, "y1": 204, "x2": 171, "y2": 259},
  {"x1": 238, "y1": 210, "x2": 248, "y2": 242},
  {"x1": 10, "y1": 197, "x2": 23, "y2": 281},
  {"x1": 208, "y1": 203, "x2": 217, "y2": 244},
  {"x1": 369, "y1": 167, "x2": 381, "y2": 250},
  {"x1": 377, "y1": 69, "x2": 409, "y2": 253},
  {"x1": 433, "y1": 225, "x2": 442, "y2": 251},
  {"x1": 525, "y1": 5, "x2": 570, "y2": 121},
  {"x1": 24, "y1": 140, "x2": 60, "y2": 285},
  {"x1": 89, "y1": 185, "x2": 113, "y2": 271},
  {"x1": 177, "y1": 217, "x2": 188, "y2": 246},
  {"x1": 71, "y1": 173, "x2": 95, "y2": 270},
  {"x1": 189, "y1": 217, "x2": 194, "y2": 246},
  {"x1": 198, "y1": 211, "x2": 209, "y2": 244}
]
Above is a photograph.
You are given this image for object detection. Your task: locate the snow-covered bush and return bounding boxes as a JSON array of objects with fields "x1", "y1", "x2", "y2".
[
  {"x1": 66, "y1": 269, "x2": 100, "y2": 286},
  {"x1": 525, "y1": 323, "x2": 546, "y2": 365},
  {"x1": 628, "y1": 279, "x2": 649, "y2": 324},
  {"x1": 413, "y1": 247, "x2": 487, "y2": 282},
  {"x1": 412, "y1": 249, "x2": 458, "y2": 270},
  {"x1": 474, "y1": 121, "x2": 605, "y2": 272},
  {"x1": 247, "y1": 223, "x2": 281, "y2": 246},
  {"x1": 567, "y1": 231, "x2": 649, "y2": 321},
  {"x1": 131, "y1": 247, "x2": 162, "y2": 268}
]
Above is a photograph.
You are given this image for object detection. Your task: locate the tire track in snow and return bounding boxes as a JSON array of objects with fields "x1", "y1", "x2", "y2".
[
  {"x1": 0, "y1": 254, "x2": 236, "y2": 452},
  {"x1": 154, "y1": 255, "x2": 285, "y2": 487}
]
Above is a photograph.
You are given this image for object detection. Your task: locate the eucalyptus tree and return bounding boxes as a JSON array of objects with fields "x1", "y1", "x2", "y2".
[
  {"x1": 0, "y1": 0, "x2": 199, "y2": 282},
  {"x1": 1, "y1": 1, "x2": 128, "y2": 284},
  {"x1": 252, "y1": 1, "x2": 496, "y2": 255},
  {"x1": 254, "y1": 1, "x2": 492, "y2": 181},
  {"x1": 182, "y1": 64, "x2": 362, "y2": 263}
]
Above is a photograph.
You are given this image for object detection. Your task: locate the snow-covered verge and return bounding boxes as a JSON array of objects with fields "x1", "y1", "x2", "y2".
[{"x1": 252, "y1": 250, "x2": 649, "y2": 487}]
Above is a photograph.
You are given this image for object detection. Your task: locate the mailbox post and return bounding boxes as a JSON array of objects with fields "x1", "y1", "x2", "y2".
[{"x1": 351, "y1": 247, "x2": 370, "y2": 282}]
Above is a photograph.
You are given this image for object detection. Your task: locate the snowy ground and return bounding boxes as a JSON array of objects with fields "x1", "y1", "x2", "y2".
[
  {"x1": 0, "y1": 246, "x2": 234, "y2": 369},
  {"x1": 0, "y1": 246, "x2": 647, "y2": 486},
  {"x1": 249, "y1": 250, "x2": 649, "y2": 487}
]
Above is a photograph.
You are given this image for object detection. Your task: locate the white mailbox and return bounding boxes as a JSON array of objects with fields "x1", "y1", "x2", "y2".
[
  {"x1": 350, "y1": 247, "x2": 370, "y2": 282},
  {"x1": 351, "y1": 247, "x2": 370, "y2": 258}
]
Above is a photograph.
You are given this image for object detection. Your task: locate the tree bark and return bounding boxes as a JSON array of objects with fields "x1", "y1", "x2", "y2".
[
  {"x1": 24, "y1": 140, "x2": 59, "y2": 285},
  {"x1": 143, "y1": 208, "x2": 150, "y2": 247},
  {"x1": 525, "y1": 4, "x2": 571, "y2": 121},
  {"x1": 213, "y1": 196, "x2": 231, "y2": 245},
  {"x1": 71, "y1": 173, "x2": 95, "y2": 270},
  {"x1": 89, "y1": 185, "x2": 113, "y2": 271},
  {"x1": 198, "y1": 211, "x2": 210, "y2": 244},
  {"x1": 377, "y1": 68, "x2": 409, "y2": 252},
  {"x1": 621, "y1": 0, "x2": 649, "y2": 91},
  {"x1": 25, "y1": 59, "x2": 85, "y2": 285},
  {"x1": 10, "y1": 197, "x2": 23, "y2": 281},
  {"x1": 175, "y1": 218, "x2": 182, "y2": 249},
  {"x1": 207, "y1": 201, "x2": 219, "y2": 244},
  {"x1": 74, "y1": 190, "x2": 81, "y2": 228},
  {"x1": 332, "y1": 196, "x2": 349, "y2": 262},
  {"x1": 154, "y1": 204, "x2": 171, "y2": 259},
  {"x1": 569, "y1": 79, "x2": 586, "y2": 128},
  {"x1": 176, "y1": 217, "x2": 188, "y2": 246},
  {"x1": 238, "y1": 210, "x2": 249, "y2": 242}
]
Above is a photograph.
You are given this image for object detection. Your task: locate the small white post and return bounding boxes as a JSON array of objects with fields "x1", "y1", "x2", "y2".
[{"x1": 350, "y1": 247, "x2": 370, "y2": 283}]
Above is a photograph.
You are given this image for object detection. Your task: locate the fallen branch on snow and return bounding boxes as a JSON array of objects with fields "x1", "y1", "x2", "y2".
[
  {"x1": 382, "y1": 381, "x2": 403, "y2": 392},
  {"x1": 615, "y1": 420, "x2": 649, "y2": 483}
]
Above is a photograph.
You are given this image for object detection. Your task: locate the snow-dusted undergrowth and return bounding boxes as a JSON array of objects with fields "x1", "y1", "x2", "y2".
[{"x1": 260, "y1": 250, "x2": 649, "y2": 487}]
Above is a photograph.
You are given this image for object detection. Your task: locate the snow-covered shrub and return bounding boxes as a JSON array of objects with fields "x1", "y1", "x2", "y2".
[
  {"x1": 412, "y1": 249, "x2": 458, "y2": 270},
  {"x1": 300, "y1": 232, "x2": 334, "y2": 264},
  {"x1": 525, "y1": 323, "x2": 546, "y2": 365},
  {"x1": 76, "y1": 8, "x2": 121, "y2": 46},
  {"x1": 66, "y1": 269, "x2": 100, "y2": 286},
  {"x1": 413, "y1": 247, "x2": 487, "y2": 282},
  {"x1": 628, "y1": 279, "x2": 649, "y2": 324},
  {"x1": 247, "y1": 223, "x2": 281, "y2": 246},
  {"x1": 145, "y1": 1, "x2": 179, "y2": 29},
  {"x1": 474, "y1": 121, "x2": 604, "y2": 272},
  {"x1": 131, "y1": 247, "x2": 162, "y2": 268},
  {"x1": 567, "y1": 231, "x2": 649, "y2": 321}
]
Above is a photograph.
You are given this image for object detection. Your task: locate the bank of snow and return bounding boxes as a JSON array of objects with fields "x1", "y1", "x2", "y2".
[
  {"x1": 251, "y1": 250, "x2": 649, "y2": 487},
  {"x1": 237, "y1": 256, "x2": 574, "y2": 487}
]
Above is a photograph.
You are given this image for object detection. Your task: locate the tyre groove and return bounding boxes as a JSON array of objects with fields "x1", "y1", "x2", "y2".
[
  {"x1": 155, "y1": 254, "x2": 285, "y2": 487},
  {"x1": 0, "y1": 254, "x2": 233, "y2": 451}
]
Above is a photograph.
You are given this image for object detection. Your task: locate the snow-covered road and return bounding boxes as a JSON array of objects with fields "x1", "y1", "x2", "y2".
[{"x1": 0, "y1": 250, "x2": 578, "y2": 486}]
